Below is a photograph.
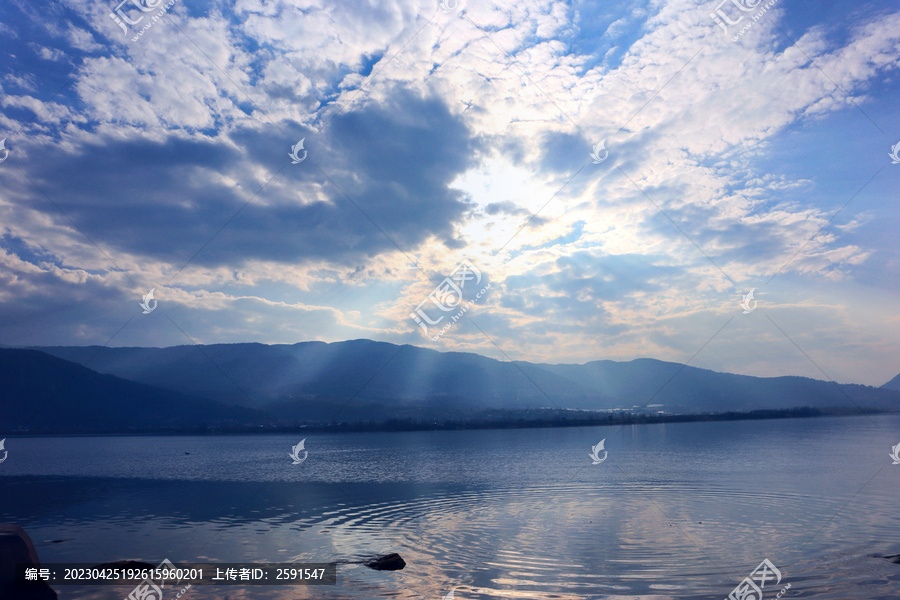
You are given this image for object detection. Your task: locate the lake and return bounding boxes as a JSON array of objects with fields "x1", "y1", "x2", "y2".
[{"x1": 1, "y1": 414, "x2": 899, "y2": 599}]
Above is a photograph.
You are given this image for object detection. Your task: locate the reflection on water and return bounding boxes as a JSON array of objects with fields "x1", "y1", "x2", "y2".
[{"x1": 1, "y1": 415, "x2": 899, "y2": 599}]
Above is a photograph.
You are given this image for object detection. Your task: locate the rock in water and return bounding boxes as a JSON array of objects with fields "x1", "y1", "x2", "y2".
[
  {"x1": 92, "y1": 560, "x2": 156, "y2": 572},
  {"x1": 0, "y1": 524, "x2": 58, "y2": 599},
  {"x1": 365, "y1": 553, "x2": 406, "y2": 571}
]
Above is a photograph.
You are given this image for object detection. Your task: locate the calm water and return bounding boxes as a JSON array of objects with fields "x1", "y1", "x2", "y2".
[{"x1": 1, "y1": 415, "x2": 899, "y2": 599}]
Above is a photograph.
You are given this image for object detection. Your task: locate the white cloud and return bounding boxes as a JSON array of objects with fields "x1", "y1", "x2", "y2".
[{"x1": 0, "y1": 0, "x2": 898, "y2": 383}]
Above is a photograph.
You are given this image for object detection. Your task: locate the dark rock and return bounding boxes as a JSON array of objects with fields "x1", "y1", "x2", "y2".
[
  {"x1": 365, "y1": 553, "x2": 406, "y2": 571},
  {"x1": 883, "y1": 554, "x2": 900, "y2": 564},
  {"x1": 91, "y1": 560, "x2": 156, "y2": 572},
  {"x1": 0, "y1": 524, "x2": 58, "y2": 599}
]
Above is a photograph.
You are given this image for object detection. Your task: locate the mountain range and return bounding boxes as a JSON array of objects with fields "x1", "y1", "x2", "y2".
[
  {"x1": 1, "y1": 340, "x2": 897, "y2": 432},
  {"x1": 0, "y1": 348, "x2": 260, "y2": 433}
]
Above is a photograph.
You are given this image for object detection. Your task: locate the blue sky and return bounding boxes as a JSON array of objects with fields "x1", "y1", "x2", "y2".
[{"x1": 0, "y1": 0, "x2": 898, "y2": 386}]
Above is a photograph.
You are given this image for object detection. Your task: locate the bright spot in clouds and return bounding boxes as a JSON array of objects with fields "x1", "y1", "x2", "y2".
[{"x1": 0, "y1": 0, "x2": 898, "y2": 386}]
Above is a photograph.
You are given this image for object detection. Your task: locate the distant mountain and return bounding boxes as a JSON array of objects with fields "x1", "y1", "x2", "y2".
[
  {"x1": 0, "y1": 349, "x2": 263, "y2": 433},
  {"x1": 30, "y1": 341, "x2": 900, "y2": 422},
  {"x1": 540, "y1": 359, "x2": 900, "y2": 414},
  {"x1": 882, "y1": 373, "x2": 900, "y2": 392}
]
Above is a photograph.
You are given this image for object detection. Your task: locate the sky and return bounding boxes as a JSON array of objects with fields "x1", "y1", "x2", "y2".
[{"x1": 0, "y1": 0, "x2": 898, "y2": 386}]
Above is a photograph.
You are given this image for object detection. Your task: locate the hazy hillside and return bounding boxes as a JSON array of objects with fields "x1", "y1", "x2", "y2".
[
  {"x1": 540, "y1": 359, "x2": 898, "y2": 413},
  {"x1": 881, "y1": 373, "x2": 900, "y2": 392},
  {"x1": 0, "y1": 349, "x2": 263, "y2": 432},
  {"x1": 31, "y1": 340, "x2": 900, "y2": 417},
  {"x1": 33, "y1": 341, "x2": 590, "y2": 409}
]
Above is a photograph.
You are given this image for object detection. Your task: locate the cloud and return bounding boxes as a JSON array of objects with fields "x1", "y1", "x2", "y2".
[
  {"x1": 485, "y1": 201, "x2": 528, "y2": 216},
  {"x1": 5, "y1": 87, "x2": 479, "y2": 273},
  {"x1": 0, "y1": 0, "x2": 898, "y2": 385}
]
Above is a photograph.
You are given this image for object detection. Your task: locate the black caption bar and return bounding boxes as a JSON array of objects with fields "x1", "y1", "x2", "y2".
[{"x1": 15, "y1": 563, "x2": 336, "y2": 585}]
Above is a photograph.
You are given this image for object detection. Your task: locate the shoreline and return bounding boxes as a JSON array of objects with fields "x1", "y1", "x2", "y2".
[{"x1": 4, "y1": 406, "x2": 895, "y2": 437}]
